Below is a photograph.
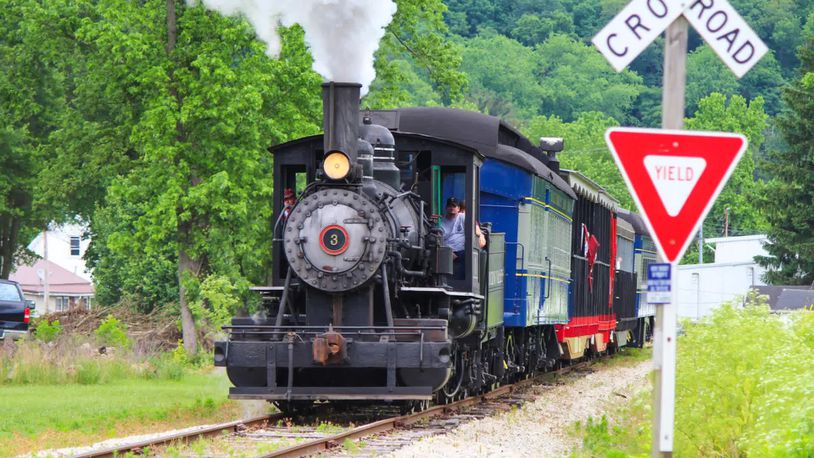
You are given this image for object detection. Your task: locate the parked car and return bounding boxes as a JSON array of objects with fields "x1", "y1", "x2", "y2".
[{"x1": 0, "y1": 279, "x2": 32, "y2": 339}]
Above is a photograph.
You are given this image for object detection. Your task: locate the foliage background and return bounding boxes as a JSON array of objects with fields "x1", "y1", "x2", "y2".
[{"x1": 2, "y1": 0, "x2": 814, "y2": 345}]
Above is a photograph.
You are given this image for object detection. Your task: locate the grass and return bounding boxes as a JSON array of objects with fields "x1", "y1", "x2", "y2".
[
  {"x1": 0, "y1": 368, "x2": 253, "y2": 457},
  {"x1": 601, "y1": 346, "x2": 652, "y2": 365},
  {"x1": 570, "y1": 391, "x2": 652, "y2": 458}
]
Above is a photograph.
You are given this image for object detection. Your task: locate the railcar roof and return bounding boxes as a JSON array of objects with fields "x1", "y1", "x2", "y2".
[
  {"x1": 616, "y1": 209, "x2": 649, "y2": 235},
  {"x1": 561, "y1": 169, "x2": 619, "y2": 210},
  {"x1": 494, "y1": 144, "x2": 576, "y2": 199},
  {"x1": 367, "y1": 107, "x2": 575, "y2": 198}
]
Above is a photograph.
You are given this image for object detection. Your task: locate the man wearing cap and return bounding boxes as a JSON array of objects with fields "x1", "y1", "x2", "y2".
[
  {"x1": 441, "y1": 197, "x2": 466, "y2": 278},
  {"x1": 282, "y1": 188, "x2": 297, "y2": 221}
]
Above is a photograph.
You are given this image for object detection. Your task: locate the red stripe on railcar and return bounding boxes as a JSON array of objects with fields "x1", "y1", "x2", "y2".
[{"x1": 555, "y1": 313, "x2": 617, "y2": 341}]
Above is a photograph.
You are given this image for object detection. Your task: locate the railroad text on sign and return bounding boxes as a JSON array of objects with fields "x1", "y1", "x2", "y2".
[{"x1": 684, "y1": 0, "x2": 768, "y2": 78}]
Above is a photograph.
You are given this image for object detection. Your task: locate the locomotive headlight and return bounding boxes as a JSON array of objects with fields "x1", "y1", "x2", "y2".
[{"x1": 323, "y1": 151, "x2": 351, "y2": 180}]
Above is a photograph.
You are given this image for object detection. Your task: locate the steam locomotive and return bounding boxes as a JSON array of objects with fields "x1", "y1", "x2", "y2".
[{"x1": 214, "y1": 82, "x2": 656, "y2": 413}]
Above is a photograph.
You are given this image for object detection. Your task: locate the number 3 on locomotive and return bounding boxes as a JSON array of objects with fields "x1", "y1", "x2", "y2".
[{"x1": 319, "y1": 225, "x2": 349, "y2": 256}]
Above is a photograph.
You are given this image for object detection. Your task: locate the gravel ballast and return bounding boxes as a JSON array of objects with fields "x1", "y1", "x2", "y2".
[{"x1": 389, "y1": 359, "x2": 652, "y2": 458}]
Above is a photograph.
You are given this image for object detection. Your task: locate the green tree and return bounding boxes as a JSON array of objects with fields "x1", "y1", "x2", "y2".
[
  {"x1": 0, "y1": 0, "x2": 86, "y2": 278},
  {"x1": 365, "y1": 0, "x2": 467, "y2": 108},
  {"x1": 681, "y1": 93, "x2": 768, "y2": 264},
  {"x1": 536, "y1": 34, "x2": 644, "y2": 123},
  {"x1": 524, "y1": 111, "x2": 632, "y2": 208},
  {"x1": 458, "y1": 31, "x2": 545, "y2": 120},
  {"x1": 686, "y1": 46, "x2": 785, "y2": 116},
  {"x1": 72, "y1": 1, "x2": 322, "y2": 353},
  {"x1": 757, "y1": 39, "x2": 814, "y2": 284},
  {"x1": 686, "y1": 94, "x2": 768, "y2": 235}
]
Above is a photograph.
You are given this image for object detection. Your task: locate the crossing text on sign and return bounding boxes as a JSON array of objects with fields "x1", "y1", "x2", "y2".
[{"x1": 591, "y1": 0, "x2": 682, "y2": 72}]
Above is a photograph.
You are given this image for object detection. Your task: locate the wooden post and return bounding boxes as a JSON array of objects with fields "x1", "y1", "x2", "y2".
[
  {"x1": 661, "y1": 17, "x2": 688, "y2": 130},
  {"x1": 653, "y1": 16, "x2": 688, "y2": 458}
]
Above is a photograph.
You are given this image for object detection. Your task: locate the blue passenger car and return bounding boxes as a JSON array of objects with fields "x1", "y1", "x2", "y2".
[{"x1": 480, "y1": 150, "x2": 575, "y2": 329}]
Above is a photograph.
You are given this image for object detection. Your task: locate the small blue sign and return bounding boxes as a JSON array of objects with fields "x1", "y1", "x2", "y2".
[{"x1": 647, "y1": 263, "x2": 672, "y2": 304}]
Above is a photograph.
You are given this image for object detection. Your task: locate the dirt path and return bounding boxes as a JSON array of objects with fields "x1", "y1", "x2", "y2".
[{"x1": 388, "y1": 359, "x2": 652, "y2": 458}]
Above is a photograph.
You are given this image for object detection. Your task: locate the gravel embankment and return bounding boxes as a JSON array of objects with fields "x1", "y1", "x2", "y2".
[{"x1": 390, "y1": 359, "x2": 652, "y2": 458}]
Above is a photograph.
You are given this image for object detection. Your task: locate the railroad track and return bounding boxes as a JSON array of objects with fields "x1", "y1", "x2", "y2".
[
  {"x1": 73, "y1": 414, "x2": 284, "y2": 458},
  {"x1": 73, "y1": 360, "x2": 594, "y2": 457},
  {"x1": 258, "y1": 361, "x2": 593, "y2": 458}
]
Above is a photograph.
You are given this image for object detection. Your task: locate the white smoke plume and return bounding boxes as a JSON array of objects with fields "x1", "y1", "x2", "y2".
[{"x1": 193, "y1": 0, "x2": 398, "y2": 93}]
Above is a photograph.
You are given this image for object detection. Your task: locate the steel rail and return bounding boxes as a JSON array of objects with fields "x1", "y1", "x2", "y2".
[
  {"x1": 73, "y1": 414, "x2": 283, "y2": 458},
  {"x1": 258, "y1": 361, "x2": 590, "y2": 458}
]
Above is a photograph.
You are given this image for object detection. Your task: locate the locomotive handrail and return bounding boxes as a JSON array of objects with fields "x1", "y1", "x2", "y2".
[
  {"x1": 506, "y1": 241, "x2": 526, "y2": 271},
  {"x1": 545, "y1": 256, "x2": 552, "y2": 299}
]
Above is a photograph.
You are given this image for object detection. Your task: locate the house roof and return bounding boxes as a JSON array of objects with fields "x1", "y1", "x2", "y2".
[
  {"x1": 753, "y1": 285, "x2": 814, "y2": 311},
  {"x1": 706, "y1": 234, "x2": 767, "y2": 244},
  {"x1": 10, "y1": 259, "x2": 94, "y2": 295}
]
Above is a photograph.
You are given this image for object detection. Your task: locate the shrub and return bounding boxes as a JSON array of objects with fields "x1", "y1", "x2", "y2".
[
  {"x1": 674, "y1": 291, "x2": 814, "y2": 456},
  {"x1": 34, "y1": 319, "x2": 62, "y2": 343},
  {"x1": 189, "y1": 274, "x2": 241, "y2": 330},
  {"x1": 95, "y1": 315, "x2": 131, "y2": 349},
  {"x1": 573, "y1": 292, "x2": 814, "y2": 457}
]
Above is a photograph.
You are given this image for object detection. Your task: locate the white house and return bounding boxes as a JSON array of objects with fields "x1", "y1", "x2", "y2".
[
  {"x1": 11, "y1": 259, "x2": 94, "y2": 313},
  {"x1": 26, "y1": 223, "x2": 92, "y2": 281},
  {"x1": 677, "y1": 234, "x2": 768, "y2": 320},
  {"x1": 9, "y1": 223, "x2": 95, "y2": 314}
]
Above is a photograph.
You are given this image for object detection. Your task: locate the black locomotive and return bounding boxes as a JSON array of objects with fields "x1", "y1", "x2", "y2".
[{"x1": 214, "y1": 82, "x2": 655, "y2": 414}]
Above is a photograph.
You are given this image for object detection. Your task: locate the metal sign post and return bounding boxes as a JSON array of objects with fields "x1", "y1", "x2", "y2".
[{"x1": 650, "y1": 263, "x2": 678, "y2": 456}]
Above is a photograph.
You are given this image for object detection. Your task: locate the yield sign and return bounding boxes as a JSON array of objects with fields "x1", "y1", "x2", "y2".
[{"x1": 605, "y1": 127, "x2": 747, "y2": 263}]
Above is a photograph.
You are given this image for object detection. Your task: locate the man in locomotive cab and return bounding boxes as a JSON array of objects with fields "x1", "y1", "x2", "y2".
[
  {"x1": 282, "y1": 188, "x2": 296, "y2": 221},
  {"x1": 442, "y1": 197, "x2": 466, "y2": 279}
]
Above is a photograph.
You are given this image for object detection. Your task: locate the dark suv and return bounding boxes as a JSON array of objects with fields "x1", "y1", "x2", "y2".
[{"x1": 0, "y1": 279, "x2": 31, "y2": 339}]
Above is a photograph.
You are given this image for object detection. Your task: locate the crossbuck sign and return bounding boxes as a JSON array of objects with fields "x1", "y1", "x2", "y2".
[{"x1": 593, "y1": 0, "x2": 768, "y2": 77}]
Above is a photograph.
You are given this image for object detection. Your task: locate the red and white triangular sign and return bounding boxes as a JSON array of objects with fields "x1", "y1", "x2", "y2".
[{"x1": 605, "y1": 127, "x2": 747, "y2": 263}]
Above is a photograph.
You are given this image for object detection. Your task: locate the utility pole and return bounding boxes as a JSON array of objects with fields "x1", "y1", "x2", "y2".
[
  {"x1": 698, "y1": 224, "x2": 703, "y2": 264},
  {"x1": 42, "y1": 227, "x2": 49, "y2": 312}
]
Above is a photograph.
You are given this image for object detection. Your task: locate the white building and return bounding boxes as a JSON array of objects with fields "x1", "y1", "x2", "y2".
[
  {"x1": 677, "y1": 234, "x2": 768, "y2": 320},
  {"x1": 8, "y1": 223, "x2": 95, "y2": 315},
  {"x1": 26, "y1": 223, "x2": 92, "y2": 281}
]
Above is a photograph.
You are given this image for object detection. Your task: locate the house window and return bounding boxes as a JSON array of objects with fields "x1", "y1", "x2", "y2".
[
  {"x1": 70, "y1": 236, "x2": 80, "y2": 256},
  {"x1": 55, "y1": 296, "x2": 70, "y2": 312}
]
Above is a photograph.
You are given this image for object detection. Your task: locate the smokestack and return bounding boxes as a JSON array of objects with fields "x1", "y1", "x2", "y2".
[{"x1": 322, "y1": 82, "x2": 361, "y2": 162}]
